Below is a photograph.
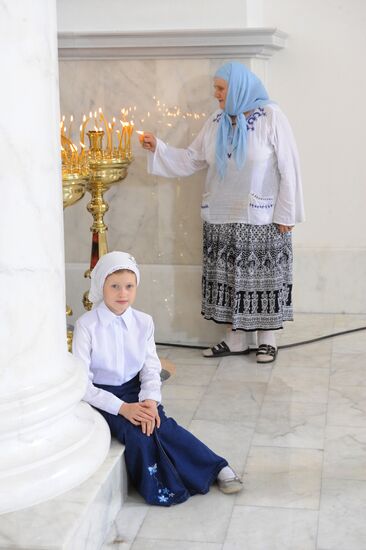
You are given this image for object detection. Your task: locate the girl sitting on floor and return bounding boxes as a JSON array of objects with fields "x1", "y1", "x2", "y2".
[{"x1": 72, "y1": 251, "x2": 243, "y2": 506}]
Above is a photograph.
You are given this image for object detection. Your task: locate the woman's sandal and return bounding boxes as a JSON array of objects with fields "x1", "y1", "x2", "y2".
[
  {"x1": 203, "y1": 340, "x2": 250, "y2": 358},
  {"x1": 256, "y1": 344, "x2": 277, "y2": 364}
]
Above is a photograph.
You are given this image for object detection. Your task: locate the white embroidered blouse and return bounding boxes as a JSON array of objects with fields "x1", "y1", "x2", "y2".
[{"x1": 148, "y1": 104, "x2": 305, "y2": 226}]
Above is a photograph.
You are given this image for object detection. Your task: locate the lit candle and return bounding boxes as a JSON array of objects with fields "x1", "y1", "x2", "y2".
[
  {"x1": 79, "y1": 114, "x2": 91, "y2": 147},
  {"x1": 99, "y1": 108, "x2": 112, "y2": 152},
  {"x1": 116, "y1": 129, "x2": 122, "y2": 151},
  {"x1": 79, "y1": 142, "x2": 86, "y2": 162},
  {"x1": 121, "y1": 121, "x2": 128, "y2": 153},
  {"x1": 127, "y1": 120, "x2": 134, "y2": 155},
  {"x1": 136, "y1": 130, "x2": 144, "y2": 145},
  {"x1": 61, "y1": 145, "x2": 67, "y2": 164},
  {"x1": 110, "y1": 117, "x2": 116, "y2": 151},
  {"x1": 60, "y1": 116, "x2": 66, "y2": 136},
  {"x1": 68, "y1": 115, "x2": 74, "y2": 140},
  {"x1": 107, "y1": 122, "x2": 112, "y2": 152},
  {"x1": 71, "y1": 143, "x2": 78, "y2": 165}
]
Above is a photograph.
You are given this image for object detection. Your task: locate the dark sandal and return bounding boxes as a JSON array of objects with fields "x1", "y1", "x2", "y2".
[
  {"x1": 203, "y1": 340, "x2": 250, "y2": 358},
  {"x1": 256, "y1": 344, "x2": 277, "y2": 363}
]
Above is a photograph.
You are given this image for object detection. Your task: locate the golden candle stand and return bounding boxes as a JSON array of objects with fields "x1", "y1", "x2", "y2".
[
  {"x1": 60, "y1": 113, "x2": 133, "y2": 350},
  {"x1": 82, "y1": 130, "x2": 132, "y2": 310}
]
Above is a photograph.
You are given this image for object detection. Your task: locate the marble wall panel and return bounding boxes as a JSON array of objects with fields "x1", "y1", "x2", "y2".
[{"x1": 59, "y1": 58, "x2": 235, "y2": 266}]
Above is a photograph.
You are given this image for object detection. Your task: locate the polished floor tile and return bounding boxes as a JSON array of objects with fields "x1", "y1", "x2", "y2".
[
  {"x1": 223, "y1": 506, "x2": 318, "y2": 550},
  {"x1": 138, "y1": 488, "x2": 234, "y2": 543},
  {"x1": 323, "y1": 425, "x2": 366, "y2": 480},
  {"x1": 265, "y1": 365, "x2": 330, "y2": 404},
  {"x1": 253, "y1": 401, "x2": 326, "y2": 449},
  {"x1": 327, "y1": 385, "x2": 366, "y2": 427},
  {"x1": 237, "y1": 446, "x2": 323, "y2": 509},
  {"x1": 317, "y1": 478, "x2": 366, "y2": 550},
  {"x1": 330, "y1": 351, "x2": 366, "y2": 386}
]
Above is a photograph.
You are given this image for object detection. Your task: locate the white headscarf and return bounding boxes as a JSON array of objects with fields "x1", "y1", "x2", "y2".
[{"x1": 89, "y1": 251, "x2": 140, "y2": 306}]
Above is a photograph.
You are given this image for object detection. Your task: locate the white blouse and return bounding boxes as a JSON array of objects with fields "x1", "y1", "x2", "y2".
[
  {"x1": 148, "y1": 104, "x2": 305, "y2": 226},
  {"x1": 72, "y1": 302, "x2": 162, "y2": 415}
]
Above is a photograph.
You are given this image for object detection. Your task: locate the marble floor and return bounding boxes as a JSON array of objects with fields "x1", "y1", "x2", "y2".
[{"x1": 102, "y1": 313, "x2": 366, "y2": 550}]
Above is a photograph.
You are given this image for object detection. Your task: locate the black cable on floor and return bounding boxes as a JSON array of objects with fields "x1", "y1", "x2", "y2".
[{"x1": 156, "y1": 325, "x2": 366, "y2": 351}]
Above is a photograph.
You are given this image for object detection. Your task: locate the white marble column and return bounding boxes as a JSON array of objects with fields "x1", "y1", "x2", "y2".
[{"x1": 0, "y1": 1, "x2": 111, "y2": 514}]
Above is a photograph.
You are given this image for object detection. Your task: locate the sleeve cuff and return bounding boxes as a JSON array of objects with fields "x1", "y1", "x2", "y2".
[
  {"x1": 107, "y1": 395, "x2": 124, "y2": 416},
  {"x1": 139, "y1": 390, "x2": 162, "y2": 404}
]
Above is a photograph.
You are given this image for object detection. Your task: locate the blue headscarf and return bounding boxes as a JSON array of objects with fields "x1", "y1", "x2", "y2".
[{"x1": 215, "y1": 62, "x2": 270, "y2": 179}]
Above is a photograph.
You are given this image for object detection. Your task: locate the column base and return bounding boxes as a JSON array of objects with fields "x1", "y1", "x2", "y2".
[{"x1": 0, "y1": 440, "x2": 126, "y2": 549}]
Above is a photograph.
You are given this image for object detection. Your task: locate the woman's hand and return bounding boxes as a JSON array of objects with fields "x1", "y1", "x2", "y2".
[
  {"x1": 139, "y1": 132, "x2": 157, "y2": 153},
  {"x1": 276, "y1": 224, "x2": 294, "y2": 233},
  {"x1": 140, "y1": 399, "x2": 161, "y2": 436},
  {"x1": 119, "y1": 402, "x2": 155, "y2": 426}
]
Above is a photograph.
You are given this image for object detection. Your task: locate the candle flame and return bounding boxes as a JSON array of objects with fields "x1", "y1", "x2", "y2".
[
  {"x1": 136, "y1": 130, "x2": 144, "y2": 135},
  {"x1": 83, "y1": 114, "x2": 87, "y2": 122}
]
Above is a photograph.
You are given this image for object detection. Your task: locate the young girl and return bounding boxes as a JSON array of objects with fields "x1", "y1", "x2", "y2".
[{"x1": 72, "y1": 251, "x2": 243, "y2": 506}]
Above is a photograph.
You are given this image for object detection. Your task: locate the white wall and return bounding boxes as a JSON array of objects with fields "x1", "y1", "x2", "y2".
[
  {"x1": 263, "y1": 0, "x2": 366, "y2": 250},
  {"x1": 57, "y1": 0, "x2": 262, "y2": 32}
]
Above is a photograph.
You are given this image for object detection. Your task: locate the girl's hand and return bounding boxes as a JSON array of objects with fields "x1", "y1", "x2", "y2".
[
  {"x1": 139, "y1": 132, "x2": 157, "y2": 153},
  {"x1": 119, "y1": 402, "x2": 155, "y2": 426},
  {"x1": 140, "y1": 400, "x2": 161, "y2": 436},
  {"x1": 276, "y1": 224, "x2": 294, "y2": 233}
]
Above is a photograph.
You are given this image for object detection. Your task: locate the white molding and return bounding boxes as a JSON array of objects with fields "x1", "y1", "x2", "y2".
[{"x1": 58, "y1": 28, "x2": 287, "y2": 60}]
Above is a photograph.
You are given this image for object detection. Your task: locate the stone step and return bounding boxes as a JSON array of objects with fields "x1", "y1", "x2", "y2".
[{"x1": 0, "y1": 440, "x2": 126, "y2": 550}]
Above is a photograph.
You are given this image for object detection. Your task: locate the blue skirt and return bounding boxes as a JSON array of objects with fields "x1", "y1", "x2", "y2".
[{"x1": 94, "y1": 375, "x2": 227, "y2": 506}]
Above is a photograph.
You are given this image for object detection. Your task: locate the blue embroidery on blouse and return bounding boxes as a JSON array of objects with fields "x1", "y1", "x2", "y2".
[
  {"x1": 251, "y1": 193, "x2": 272, "y2": 201},
  {"x1": 213, "y1": 108, "x2": 267, "y2": 158},
  {"x1": 246, "y1": 107, "x2": 266, "y2": 131},
  {"x1": 212, "y1": 113, "x2": 223, "y2": 123},
  {"x1": 249, "y1": 192, "x2": 273, "y2": 209},
  {"x1": 147, "y1": 463, "x2": 175, "y2": 504},
  {"x1": 249, "y1": 203, "x2": 273, "y2": 209},
  {"x1": 212, "y1": 107, "x2": 266, "y2": 130}
]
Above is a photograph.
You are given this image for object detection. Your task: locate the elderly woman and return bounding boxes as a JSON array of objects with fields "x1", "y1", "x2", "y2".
[{"x1": 141, "y1": 61, "x2": 304, "y2": 363}]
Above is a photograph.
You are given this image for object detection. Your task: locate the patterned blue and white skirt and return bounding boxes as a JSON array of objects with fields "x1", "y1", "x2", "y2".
[
  {"x1": 95, "y1": 375, "x2": 227, "y2": 506},
  {"x1": 202, "y1": 222, "x2": 293, "y2": 331}
]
